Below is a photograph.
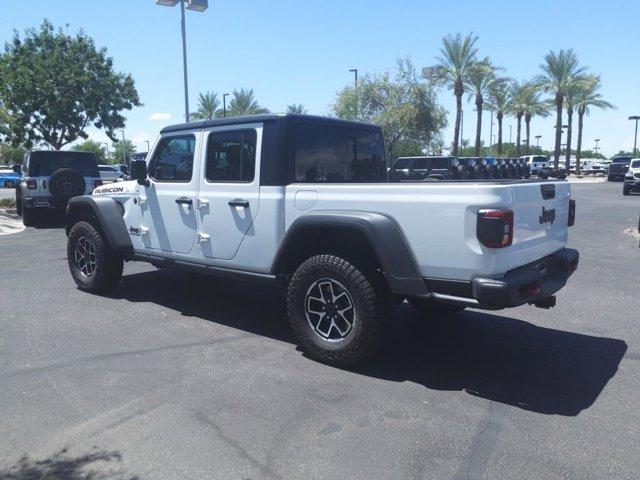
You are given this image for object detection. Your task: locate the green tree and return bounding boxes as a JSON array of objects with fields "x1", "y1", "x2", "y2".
[
  {"x1": 110, "y1": 139, "x2": 135, "y2": 165},
  {"x1": 507, "y1": 80, "x2": 531, "y2": 156},
  {"x1": 286, "y1": 104, "x2": 307, "y2": 114},
  {"x1": 434, "y1": 32, "x2": 478, "y2": 156},
  {"x1": 333, "y1": 57, "x2": 447, "y2": 161},
  {"x1": 227, "y1": 88, "x2": 269, "y2": 116},
  {"x1": 0, "y1": 20, "x2": 141, "y2": 150},
  {"x1": 464, "y1": 57, "x2": 504, "y2": 156},
  {"x1": 191, "y1": 91, "x2": 220, "y2": 120},
  {"x1": 574, "y1": 75, "x2": 614, "y2": 171},
  {"x1": 72, "y1": 139, "x2": 107, "y2": 163},
  {"x1": 0, "y1": 143, "x2": 26, "y2": 165},
  {"x1": 535, "y1": 49, "x2": 586, "y2": 168}
]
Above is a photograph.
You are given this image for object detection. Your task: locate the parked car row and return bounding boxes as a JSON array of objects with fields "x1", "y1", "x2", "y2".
[
  {"x1": 623, "y1": 159, "x2": 640, "y2": 195},
  {"x1": 389, "y1": 155, "x2": 570, "y2": 181}
]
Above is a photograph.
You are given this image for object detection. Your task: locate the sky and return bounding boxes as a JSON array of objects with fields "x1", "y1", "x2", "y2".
[{"x1": 1, "y1": 0, "x2": 639, "y2": 157}]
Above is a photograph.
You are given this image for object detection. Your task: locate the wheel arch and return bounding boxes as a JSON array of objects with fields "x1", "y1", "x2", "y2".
[
  {"x1": 66, "y1": 196, "x2": 132, "y2": 254},
  {"x1": 271, "y1": 211, "x2": 427, "y2": 296}
]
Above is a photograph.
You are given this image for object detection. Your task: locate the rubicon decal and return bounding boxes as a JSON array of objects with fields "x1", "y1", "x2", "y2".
[
  {"x1": 95, "y1": 186, "x2": 125, "y2": 194},
  {"x1": 539, "y1": 206, "x2": 556, "y2": 225}
]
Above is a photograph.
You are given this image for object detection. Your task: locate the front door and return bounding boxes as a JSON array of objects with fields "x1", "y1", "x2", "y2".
[
  {"x1": 140, "y1": 133, "x2": 199, "y2": 254},
  {"x1": 196, "y1": 125, "x2": 261, "y2": 260}
]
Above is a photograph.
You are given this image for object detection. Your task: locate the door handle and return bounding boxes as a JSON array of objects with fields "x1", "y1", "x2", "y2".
[
  {"x1": 228, "y1": 199, "x2": 249, "y2": 208},
  {"x1": 175, "y1": 197, "x2": 193, "y2": 206}
]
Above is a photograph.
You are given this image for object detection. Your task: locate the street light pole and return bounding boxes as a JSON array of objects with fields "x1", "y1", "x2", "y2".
[
  {"x1": 156, "y1": 0, "x2": 209, "y2": 123},
  {"x1": 629, "y1": 116, "x2": 640, "y2": 157},
  {"x1": 594, "y1": 138, "x2": 600, "y2": 158},
  {"x1": 223, "y1": 93, "x2": 230, "y2": 117},
  {"x1": 508, "y1": 125, "x2": 512, "y2": 145},
  {"x1": 121, "y1": 130, "x2": 126, "y2": 165},
  {"x1": 535, "y1": 135, "x2": 541, "y2": 153},
  {"x1": 349, "y1": 68, "x2": 358, "y2": 87}
]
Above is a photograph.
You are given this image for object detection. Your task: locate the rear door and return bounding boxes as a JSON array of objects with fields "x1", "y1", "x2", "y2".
[
  {"x1": 140, "y1": 132, "x2": 199, "y2": 254},
  {"x1": 196, "y1": 124, "x2": 262, "y2": 260},
  {"x1": 509, "y1": 181, "x2": 570, "y2": 269}
]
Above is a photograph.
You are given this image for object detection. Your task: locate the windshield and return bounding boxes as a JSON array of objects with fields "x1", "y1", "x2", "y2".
[
  {"x1": 631, "y1": 160, "x2": 640, "y2": 168},
  {"x1": 612, "y1": 157, "x2": 631, "y2": 163},
  {"x1": 27, "y1": 151, "x2": 99, "y2": 177}
]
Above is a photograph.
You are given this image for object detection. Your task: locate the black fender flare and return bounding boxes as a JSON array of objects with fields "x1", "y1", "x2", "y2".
[
  {"x1": 65, "y1": 195, "x2": 133, "y2": 253},
  {"x1": 270, "y1": 211, "x2": 427, "y2": 296}
]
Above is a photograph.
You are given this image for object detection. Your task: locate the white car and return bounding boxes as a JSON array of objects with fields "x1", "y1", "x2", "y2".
[
  {"x1": 520, "y1": 155, "x2": 550, "y2": 174},
  {"x1": 65, "y1": 114, "x2": 579, "y2": 366},
  {"x1": 98, "y1": 165, "x2": 124, "y2": 182}
]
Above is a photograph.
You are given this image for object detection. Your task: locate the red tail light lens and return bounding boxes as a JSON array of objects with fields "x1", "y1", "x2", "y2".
[
  {"x1": 568, "y1": 199, "x2": 576, "y2": 227},
  {"x1": 26, "y1": 179, "x2": 37, "y2": 190},
  {"x1": 477, "y1": 209, "x2": 514, "y2": 248}
]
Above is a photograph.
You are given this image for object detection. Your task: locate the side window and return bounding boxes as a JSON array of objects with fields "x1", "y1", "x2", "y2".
[
  {"x1": 205, "y1": 129, "x2": 257, "y2": 183},
  {"x1": 413, "y1": 158, "x2": 428, "y2": 169},
  {"x1": 294, "y1": 125, "x2": 386, "y2": 183},
  {"x1": 429, "y1": 158, "x2": 448, "y2": 169},
  {"x1": 149, "y1": 134, "x2": 196, "y2": 182}
]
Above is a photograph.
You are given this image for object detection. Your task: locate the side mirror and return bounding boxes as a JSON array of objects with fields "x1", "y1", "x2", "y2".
[
  {"x1": 129, "y1": 159, "x2": 148, "y2": 186},
  {"x1": 12, "y1": 164, "x2": 22, "y2": 174}
]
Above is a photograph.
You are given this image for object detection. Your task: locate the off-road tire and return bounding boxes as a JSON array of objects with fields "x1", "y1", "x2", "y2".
[
  {"x1": 287, "y1": 254, "x2": 385, "y2": 366},
  {"x1": 22, "y1": 206, "x2": 36, "y2": 226},
  {"x1": 408, "y1": 297, "x2": 465, "y2": 318},
  {"x1": 67, "y1": 221, "x2": 123, "y2": 293},
  {"x1": 623, "y1": 185, "x2": 631, "y2": 196}
]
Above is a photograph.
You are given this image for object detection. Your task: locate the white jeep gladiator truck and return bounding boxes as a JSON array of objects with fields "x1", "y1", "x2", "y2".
[{"x1": 65, "y1": 114, "x2": 579, "y2": 366}]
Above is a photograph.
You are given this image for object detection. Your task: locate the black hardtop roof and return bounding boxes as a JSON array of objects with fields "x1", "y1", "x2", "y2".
[
  {"x1": 29, "y1": 150, "x2": 96, "y2": 158},
  {"x1": 159, "y1": 113, "x2": 380, "y2": 134}
]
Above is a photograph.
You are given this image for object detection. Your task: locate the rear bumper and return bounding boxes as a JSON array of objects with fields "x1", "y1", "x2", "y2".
[
  {"x1": 608, "y1": 173, "x2": 626, "y2": 181},
  {"x1": 624, "y1": 179, "x2": 640, "y2": 190},
  {"x1": 416, "y1": 248, "x2": 579, "y2": 310},
  {"x1": 24, "y1": 196, "x2": 67, "y2": 209}
]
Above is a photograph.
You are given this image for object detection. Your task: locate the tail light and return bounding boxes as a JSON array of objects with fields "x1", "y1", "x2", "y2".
[
  {"x1": 568, "y1": 199, "x2": 576, "y2": 227},
  {"x1": 93, "y1": 179, "x2": 103, "y2": 189},
  {"x1": 26, "y1": 179, "x2": 37, "y2": 189},
  {"x1": 477, "y1": 209, "x2": 514, "y2": 248}
]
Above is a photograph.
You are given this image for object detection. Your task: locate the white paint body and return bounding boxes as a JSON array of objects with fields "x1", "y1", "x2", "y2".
[{"x1": 94, "y1": 126, "x2": 572, "y2": 282}]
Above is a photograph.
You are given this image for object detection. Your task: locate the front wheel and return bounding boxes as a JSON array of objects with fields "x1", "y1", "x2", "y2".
[
  {"x1": 623, "y1": 185, "x2": 631, "y2": 196},
  {"x1": 67, "y1": 221, "x2": 123, "y2": 293},
  {"x1": 287, "y1": 255, "x2": 385, "y2": 366}
]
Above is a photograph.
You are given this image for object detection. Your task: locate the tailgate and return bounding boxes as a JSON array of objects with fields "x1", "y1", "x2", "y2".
[{"x1": 509, "y1": 181, "x2": 570, "y2": 270}]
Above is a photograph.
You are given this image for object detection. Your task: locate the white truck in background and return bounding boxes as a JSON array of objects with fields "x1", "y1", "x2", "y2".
[{"x1": 64, "y1": 114, "x2": 579, "y2": 366}]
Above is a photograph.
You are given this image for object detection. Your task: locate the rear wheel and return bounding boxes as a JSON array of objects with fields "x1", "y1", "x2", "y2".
[
  {"x1": 15, "y1": 187, "x2": 22, "y2": 215},
  {"x1": 22, "y1": 206, "x2": 36, "y2": 226},
  {"x1": 287, "y1": 254, "x2": 385, "y2": 366},
  {"x1": 67, "y1": 221, "x2": 123, "y2": 292}
]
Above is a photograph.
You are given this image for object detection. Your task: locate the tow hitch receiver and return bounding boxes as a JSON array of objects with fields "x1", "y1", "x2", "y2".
[{"x1": 532, "y1": 296, "x2": 556, "y2": 309}]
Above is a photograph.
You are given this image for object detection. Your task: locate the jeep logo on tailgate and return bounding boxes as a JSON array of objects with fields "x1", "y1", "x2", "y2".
[{"x1": 539, "y1": 206, "x2": 556, "y2": 225}]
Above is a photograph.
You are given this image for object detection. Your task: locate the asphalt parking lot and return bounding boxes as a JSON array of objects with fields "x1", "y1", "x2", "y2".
[{"x1": 0, "y1": 181, "x2": 639, "y2": 480}]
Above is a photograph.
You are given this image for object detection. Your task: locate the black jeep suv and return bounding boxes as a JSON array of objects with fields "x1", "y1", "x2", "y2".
[{"x1": 608, "y1": 156, "x2": 632, "y2": 181}]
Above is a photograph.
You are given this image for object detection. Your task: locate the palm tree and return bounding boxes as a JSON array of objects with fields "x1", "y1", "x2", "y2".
[
  {"x1": 191, "y1": 91, "x2": 220, "y2": 120},
  {"x1": 464, "y1": 57, "x2": 502, "y2": 156},
  {"x1": 287, "y1": 104, "x2": 307, "y2": 114},
  {"x1": 523, "y1": 89, "x2": 549, "y2": 155},
  {"x1": 487, "y1": 82, "x2": 510, "y2": 155},
  {"x1": 535, "y1": 49, "x2": 586, "y2": 169},
  {"x1": 227, "y1": 88, "x2": 269, "y2": 117},
  {"x1": 574, "y1": 75, "x2": 615, "y2": 172},
  {"x1": 434, "y1": 32, "x2": 478, "y2": 156},
  {"x1": 507, "y1": 80, "x2": 532, "y2": 156}
]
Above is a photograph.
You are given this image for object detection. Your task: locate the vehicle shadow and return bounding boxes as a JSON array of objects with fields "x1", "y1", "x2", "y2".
[
  {"x1": 0, "y1": 448, "x2": 139, "y2": 480},
  {"x1": 106, "y1": 269, "x2": 627, "y2": 417},
  {"x1": 31, "y1": 210, "x2": 66, "y2": 229}
]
